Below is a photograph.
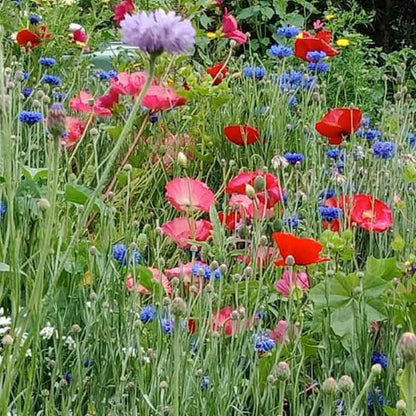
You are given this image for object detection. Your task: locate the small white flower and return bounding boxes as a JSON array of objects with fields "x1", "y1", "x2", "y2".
[
  {"x1": 62, "y1": 336, "x2": 76, "y2": 351},
  {"x1": 40, "y1": 324, "x2": 55, "y2": 340},
  {"x1": 0, "y1": 316, "x2": 12, "y2": 327}
]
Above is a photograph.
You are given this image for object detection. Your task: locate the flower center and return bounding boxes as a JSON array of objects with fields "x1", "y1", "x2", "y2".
[{"x1": 362, "y1": 210, "x2": 374, "y2": 220}]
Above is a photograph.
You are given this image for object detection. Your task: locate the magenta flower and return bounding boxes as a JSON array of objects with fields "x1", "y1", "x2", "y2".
[
  {"x1": 120, "y1": 9, "x2": 196, "y2": 54},
  {"x1": 274, "y1": 270, "x2": 310, "y2": 297},
  {"x1": 269, "y1": 320, "x2": 298, "y2": 344}
]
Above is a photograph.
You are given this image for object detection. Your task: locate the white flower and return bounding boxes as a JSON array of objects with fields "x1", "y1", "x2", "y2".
[
  {"x1": 40, "y1": 324, "x2": 55, "y2": 340},
  {"x1": 0, "y1": 316, "x2": 11, "y2": 327},
  {"x1": 62, "y1": 336, "x2": 76, "y2": 351},
  {"x1": 69, "y1": 23, "x2": 83, "y2": 33}
]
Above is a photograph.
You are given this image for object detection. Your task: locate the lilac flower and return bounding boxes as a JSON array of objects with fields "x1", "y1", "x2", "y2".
[{"x1": 120, "y1": 9, "x2": 196, "y2": 54}]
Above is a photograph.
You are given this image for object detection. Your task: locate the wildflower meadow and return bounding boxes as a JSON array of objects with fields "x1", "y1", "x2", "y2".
[{"x1": 0, "y1": 0, "x2": 415, "y2": 414}]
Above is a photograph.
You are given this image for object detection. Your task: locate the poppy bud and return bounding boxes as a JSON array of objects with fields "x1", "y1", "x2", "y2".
[
  {"x1": 37, "y1": 198, "x2": 50, "y2": 210},
  {"x1": 245, "y1": 184, "x2": 256, "y2": 199},
  {"x1": 338, "y1": 375, "x2": 354, "y2": 393},
  {"x1": 275, "y1": 362, "x2": 290, "y2": 381},
  {"x1": 285, "y1": 255, "x2": 295, "y2": 266},
  {"x1": 322, "y1": 377, "x2": 337, "y2": 395},
  {"x1": 397, "y1": 332, "x2": 416, "y2": 362},
  {"x1": 371, "y1": 364, "x2": 382, "y2": 375},
  {"x1": 47, "y1": 102, "x2": 67, "y2": 138},
  {"x1": 396, "y1": 400, "x2": 406, "y2": 411},
  {"x1": 2, "y1": 334, "x2": 13, "y2": 346},
  {"x1": 177, "y1": 151, "x2": 187, "y2": 167},
  {"x1": 253, "y1": 175, "x2": 265, "y2": 191}
]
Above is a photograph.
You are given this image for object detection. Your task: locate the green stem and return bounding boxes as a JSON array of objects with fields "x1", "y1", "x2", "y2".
[
  {"x1": 351, "y1": 371, "x2": 375, "y2": 414},
  {"x1": 405, "y1": 362, "x2": 415, "y2": 416},
  {"x1": 173, "y1": 317, "x2": 181, "y2": 416}
]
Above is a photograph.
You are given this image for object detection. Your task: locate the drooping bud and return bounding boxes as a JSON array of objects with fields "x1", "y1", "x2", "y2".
[
  {"x1": 47, "y1": 102, "x2": 67, "y2": 138},
  {"x1": 397, "y1": 332, "x2": 416, "y2": 362},
  {"x1": 245, "y1": 184, "x2": 256, "y2": 200},
  {"x1": 371, "y1": 364, "x2": 382, "y2": 376}
]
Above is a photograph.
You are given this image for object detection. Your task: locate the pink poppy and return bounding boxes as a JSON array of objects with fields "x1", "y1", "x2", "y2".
[
  {"x1": 69, "y1": 91, "x2": 112, "y2": 117},
  {"x1": 269, "y1": 320, "x2": 298, "y2": 344},
  {"x1": 161, "y1": 217, "x2": 212, "y2": 248},
  {"x1": 71, "y1": 28, "x2": 88, "y2": 44},
  {"x1": 152, "y1": 133, "x2": 195, "y2": 169},
  {"x1": 61, "y1": 117, "x2": 86, "y2": 147},
  {"x1": 138, "y1": 267, "x2": 172, "y2": 295},
  {"x1": 114, "y1": 0, "x2": 134, "y2": 23},
  {"x1": 164, "y1": 262, "x2": 194, "y2": 280},
  {"x1": 142, "y1": 85, "x2": 186, "y2": 111},
  {"x1": 238, "y1": 246, "x2": 276, "y2": 268},
  {"x1": 275, "y1": 270, "x2": 310, "y2": 297},
  {"x1": 211, "y1": 306, "x2": 252, "y2": 336},
  {"x1": 221, "y1": 11, "x2": 247, "y2": 45},
  {"x1": 165, "y1": 178, "x2": 215, "y2": 212},
  {"x1": 110, "y1": 71, "x2": 149, "y2": 95},
  {"x1": 226, "y1": 170, "x2": 283, "y2": 208},
  {"x1": 95, "y1": 89, "x2": 119, "y2": 111}
]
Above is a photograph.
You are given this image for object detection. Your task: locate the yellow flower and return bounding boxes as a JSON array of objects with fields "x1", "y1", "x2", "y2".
[
  {"x1": 83, "y1": 270, "x2": 92, "y2": 287},
  {"x1": 206, "y1": 32, "x2": 217, "y2": 39},
  {"x1": 336, "y1": 38, "x2": 350, "y2": 47},
  {"x1": 325, "y1": 13, "x2": 336, "y2": 21}
]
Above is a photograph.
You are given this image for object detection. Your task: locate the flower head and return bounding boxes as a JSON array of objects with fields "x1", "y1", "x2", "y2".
[
  {"x1": 371, "y1": 351, "x2": 387, "y2": 369},
  {"x1": 243, "y1": 66, "x2": 266, "y2": 80},
  {"x1": 0, "y1": 202, "x2": 6, "y2": 219},
  {"x1": 140, "y1": 305, "x2": 157, "y2": 323},
  {"x1": 30, "y1": 14, "x2": 41, "y2": 25},
  {"x1": 307, "y1": 62, "x2": 330, "y2": 73},
  {"x1": 112, "y1": 243, "x2": 141, "y2": 266},
  {"x1": 120, "y1": 9, "x2": 196, "y2": 54},
  {"x1": 221, "y1": 11, "x2": 247, "y2": 45},
  {"x1": 39, "y1": 57, "x2": 56, "y2": 67},
  {"x1": 114, "y1": 0, "x2": 134, "y2": 23},
  {"x1": 200, "y1": 375, "x2": 211, "y2": 390},
  {"x1": 306, "y1": 50, "x2": 327, "y2": 62},
  {"x1": 372, "y1": 141, "x2": 395, "y2": 159},
  {"x1": 192, "y1": 263, "x2": 221, "y2": 281},
  {"x1": 19, "y1": 111, "x2": 42, "y2": 125},
  {"x1": 224, "y1": 124, "x2": 260, "y2": 146},
  {"x1": 206, "y1": 63, "x2": 228, "y2": 85},
  {"x1": 269, "y1": 44, "x2": 293, "y2": 58},
  {"x1": 277, "y1": 25, "x2": 301, "y2": 38},
  {"x1": 161, "y1": 318, "x2": 174, "y2": 334},
  {"x1": 336, "y1": 38, "x2": 350, "y2": 47},
  {"x1": 254, "y1": 333, "x2": 275, "y2": 353},
  {"x1": 284, "y1": 152, "x2": 304, "y2": 165},
  {"x1": 275, "y1": 270, "x2": 310, "y2": 297},
  {"x1": 161, "y1": 217, "x2": 212, "y2": 248},
  {"x1": 46, "y1": 102, "x2": 67, "y2": 138}
]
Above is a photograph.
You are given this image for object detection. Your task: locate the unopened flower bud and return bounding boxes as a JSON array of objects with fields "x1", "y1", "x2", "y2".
[
  {"x1": 253, "y1": 175, "x2": 265, "y2": 192},
  {"x1": 371, "y1": 364, "x2": 382, "y2": 376},
  {"x1": 245, "y1": 184, "x2": 256, "y2": 199},
  {"x1": 171, "y1": 297, "x2": 186, "y2": 317},
  {"x1": 2, "y1": 334, "x2": 13, "y2": 345},
  {"x1": 219, "y1": 264, "x2": 227, "y2": 274},
  {"x1": 47, "y1": 102, "x2": 67, "y2": 138},
  {"x1": 397, "y1": 332, "x2": 416, "y2": 362},
  {"x1": 159, "y1": 381, "x2": 168, "y2": 389},
  {"x1": 338, "y1": 375, "x2": 354, "y2": 392},
  {"x1": 396, "y1": 400, "x2": 406, "y2": 411},
  {"x1": 275, "y1": 362, "x2": 290, "y2": 381},
  {"x1": 123, "y1": 164, "x2": 132, "y2": 172},
  {"x1": 177, "y1": 151, "x2": 187, "y2": 167},
  {"x1": 89, "y1": 246, "x2": 97, "y2": 255},
  {"x1": 267, "y1": 374, "x2": 276, "y2": 384},
  {"x1": 38, "y1": 198, "x2": 50, "y2": 210},
  {"x1": 230, "y1": 311, "x2": 239, "y2": 320},
  {"x1": 285, "y1": 255, "x2": 295, "y2": 266},
  {"x1": 72, "y1": 324, "x2": 81, "y2": 333},
  {"x1": 322, "y1": 377, "x2": 337, "y2": 395}
]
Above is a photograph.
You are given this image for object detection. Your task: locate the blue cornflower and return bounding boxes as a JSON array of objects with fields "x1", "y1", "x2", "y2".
[
  {"x1": 243, "y1": 66, "x2": 266, "y2": 80},
  {"x1": 307, "y1": 62, "x2": 330, "y2": 73},
  {"x1": 192, "y1": 263, "x2": 221, "y2": 281},
  {"x1": 302, "y1": 76, "x2": 315, "y2": 90},
  {"x1": 160, "y1": 318, "x2": 174, "y2": 334},
  {"x1": 254, "y1": 333, "x2": 275, "y2": 353},
  {"x1": 22, "y1": 72, "x2": 29, "y2": 80},
  {"x1": 367, "y1": 388, "x2": 384, "y2": 413},
  {"x1": 336, "y1": 161, "x2": 344, "y2": 174},
  {"x1": 200, "y1": 376, "x2": 211, "y2": 390},
  {"x1": 53, "y1": 91, "x2": 67, "y2": 101},
  {"x1": 0, "y1": 201, "x2": 6, "y2": 218},
  {"x1": 306, "y1": 50, "x2": 327, "y2": 62},
  {"x1": 278, "y1": 69, "x2": 303, "y2": 90},
  {"x1": 23, "y1": 87, "x2": 32, "y2": 99},
  {"x1": 149, "y1": 113, "x2": 159, "y2": 123},
  {"x1": 277, "y1": 25, "x2": 301, "y2": 38},
  {"x1": 65, "y1": 373, "x2": 73, "y2": 383},
  {"x1": 361, "y1": 116, "x2": 371, "y2": 129},
  {"x1": 269, "y1": 44, "x2": 293, "y2": 58},
  {"x1": 284, "y1": 213, "x2": 300, "y2": 229},
  {"x1": 108, "y1": 70, "x2": 118, "y2": 78},
  {"x1": 39, "y1": 57, "x2": 57, "y2": 67},
  {"x1": 140, "y1": 305, "x2": 157, "y2": 323},
  {"x1": 371, "y1": 351, "x2": 388, "y2": 369},
  {"x1": 288, "y1": 95, "x2": 297, "y2": 107},
  {"x1": 372, "y1": 141, "x2": 395, "y2": 159},
  {"x1": 319, "y1": 189, "x2": 335, "y2": 200},
  {"x1": 84, "y1": 358, "x2": 95, "y2": 367},
  {"x1": 30, "y1": 14, "x2": 41, "y2": 24},
  {"x1": 255, "y1": 310, "x2": 265, "y2": 320},
  {"x1": 326, "y1": 148, "x2": 341, "y2": 160},
  {"x1": 284, "y1": 152, "x2": 304, "y2": 165},
  {"x1": 112, "y1": 243, "x2": 141, "y2": 266},
  {"x1": 42, "y1": 75, "x2": 61, "y2": 86},
  {"x1": 408, "y1": 133, "x2": 415, "y2": 147},
  {"x1": 318, "y1": 206, "x2": 340, "y2": 221},
  {"x1": 18, "y1": 111, "x2": 42, "y2": 125},
  {"x1": 92, "y1": 70, "x2": 113, "y2": 81},
  {"x1": 361, "y1": 129, "x2": 382, "y2": 141}
]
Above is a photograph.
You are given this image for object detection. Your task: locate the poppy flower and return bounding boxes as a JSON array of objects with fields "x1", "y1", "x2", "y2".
[
  {"x1": 161, "y1": 217, "x2": 212, "y2": 248},
  {"x1": 238, "y1": 246, "x2": 276, "y2": 268},
  {"x1": 221, "y1": 11, "x2": 247, "y2": 45},
  {"x1": 165, "y1": 178, "x2": 215, "y2": 213},
  {"x1": 223, "y1": 124, "x2": 260, "y2": 146},
  {"x1": 226, "y1": 170, "x2": 283, "y2": 208},
  {"x1": 269, "y1": 320, "x2": 298, "y2": 344},
  {"x1": 302, "y1": 29, "x2": 333, "y2": 44},
  {"x1": 218, "y1": 211, "x2": 241, "y2": 230},
  {"x1": 142, "y1": 85, "x2": 186, "y2": 111},
  {"x1": 315, "y1": 107, "x2": 362, "y2": 145},
  {"x1": 350, "y1": 194, "x2": 392, "y2": 232},
  {"x1": 164, "y1": 262, "x2": 194, "y2": 280},
  {"x1": 61, "y1": 117, "x2": 86, "y2": 148},
  {"x1": 16, "y1": 25, "x2": 51, "y2": 50},
  {"x1": 275, "y1": 270, "x2": 310, "y2": 297},
  {"x1": 211, "y1": 306, "x2": 252, "y2": 336},
  {"x1": 114, "y1": 0, "x2": 135, "y2": 23},
  {"x1": 126, "y1": 268, "x2": 172, "y2": 295},
  {"x1": 294, "y1": 36, "x2": 338, "y2": 61},
  {"x1": 152, "y1": 133, "x2": 195, "y2": 169},
  {"x1": 110, "y1": 71, "x2": 150, "y2": 95},
  {"x1": 69, "y1": 91, "x2": 113, "y2": 117},
  {"x1": 206, "y1": 63, "x2": 228, "y2": 85},
  {"x1": 272, "y1": 232, "x2": 329, "y2": 266}
]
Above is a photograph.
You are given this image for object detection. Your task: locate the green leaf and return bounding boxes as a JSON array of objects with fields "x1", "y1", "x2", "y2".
[
  {"x1": 365, "y1": 257, "x2": 401, "y2": 281},
  {"x1": 22, "y1": 166, "x2": 48, "y2": 182},
  {"x1": 281, "y1": 12, "x2": 304, "y2": 27},
  {"x1": 105, "y1": 125, "x2": 124, "y2": 140},
  {"x1": 404, "y1": 163, "x2": 416, "y2": 183},
  {"x1": 209, "y1": 204, "x2": 226, "y2": 249},
  {"x1": 331, "y1": 303, "x2": 355, "y2": 337},
  {"x1": 383, "y1": 407, "x2": 396, "y2": 416},
  {"x1": 237, "y1": 6, "x2": 261, "y2": 20},
  {"x1": 0, "y1": 263, "x2": 10, "y2": 272},
  {"x1": 261, "y1": 7, "x2": 275, "y2": 19},
  {"x1": 391, "y1": 234, "x2": 405, "y2": 251},
  {"x1": 134, "y1": 265, "x2": 164, "y2": 297},
  {"x1": 273, "y1": 0, "x2": 287, "y2": 16},
  {"x1": 64, "y1": 184, "x2": 105, "y2": 212}
]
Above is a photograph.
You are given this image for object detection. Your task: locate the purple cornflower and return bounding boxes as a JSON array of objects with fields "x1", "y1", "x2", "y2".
[
  {"x1": 306, "y1": 50, "x2": 327, "y2": 62},
  {"x1": 277, "y1": 25, "x2": 301, "y2": 38},
  {"x1": 254, "y1": 333, "x2": 275, "y2": 353},
  {"x1": 120, "y1": 9, "x2": 196, "y2": 54},
  {"x1": 140, "y1": 305, "x2": 157, "y2": 323},
  {"x1": 160, "y1": 318, "x2": 174, "y2": 334},
  {"x1": 269, "y1": 44, "x2": 293, "y2": 58},
  {"x1": 39, "y1": 57, "x2": 57, "y2": 67},
  {"x1": 284, "y1": 152, "x2": 304, "y2": 165},
  {"x1": 30, "y1": 14, "x2": 41, "y2": 24},
  {"x1": 19, "y1": 111, "x2": 42, "y2": 125},
  {"x1": 23, "y1": 87, "x2": 32, "y2": 99},
  {"x1": 372, "y1": 141, "x2": 395, "y2": 159},
  {"x1": 371, "y1": 351, "x2": 387, "y2": 369}
]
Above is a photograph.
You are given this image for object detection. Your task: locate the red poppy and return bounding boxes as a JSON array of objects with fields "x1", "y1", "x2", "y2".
[
  {"x1": 294, "y1": 36, "x2": 338, "y2": 61},
  {"x1": 211, "y1": 306, "x2": 252, "y2": 336},
  {"x1": 218, "y1": 211, "x2": 241, "y2": 230},
  {"x1": 142, "y1": 85, "x2": 186, "y2": 111},
  {"x1": 223, "y1": 124, "x2": 260, "y2": 146},
  {"x1": 350, "y1": 194, "x2": 393, "y2": 232},
  {"x1": 187, "y1": 318, "x2": 198, "y2": 334},
  {"x1": 16, "y1": 25, "x2": 51, "y2": 50},
  {"x1": 302, "y1": 29, "x2": 333, "y2": 44},
  {"x1": 72, "y1": 28, "x2": 88, "y2": 44},
  {"x1": 226, "y1": 170, "x2": 283, "y2": 208},
  {"x1": 221, "y1": 11, "x2": 247, "y2": 45},
  {"x1": 315, "y1": 107, "x2": 362, "y2": 145},
  {"x1": 272, "y1": 232, "x2": 329, "y2": 266},
  {"x1": 206, "y1": 63, "x2": 228, "y2": 85},
  {"x1": 114, "y1": 0, "x2": 134, "y2": 23}
]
